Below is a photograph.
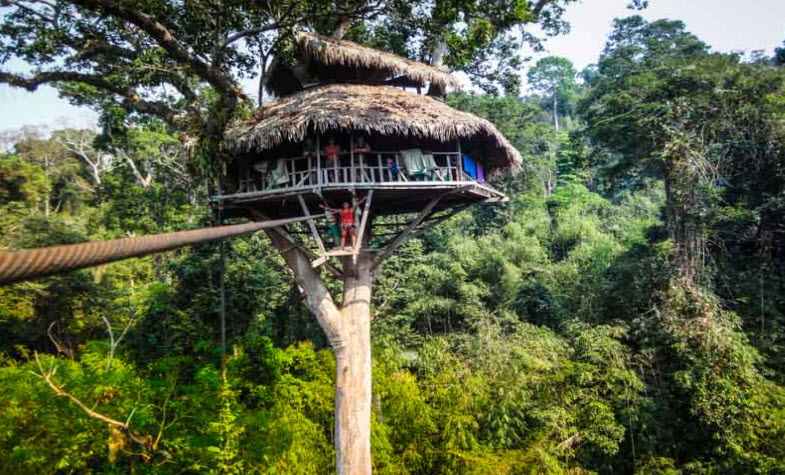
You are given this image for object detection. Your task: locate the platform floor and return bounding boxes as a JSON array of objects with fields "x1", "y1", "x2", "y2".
[{"x1": 214, "y1": 181, "x2": 506, "y2": 220}]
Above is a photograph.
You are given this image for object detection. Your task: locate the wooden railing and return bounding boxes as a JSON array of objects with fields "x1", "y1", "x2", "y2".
[{"x1": 237, "y1": 151, "x2": 471, "y2": 194}]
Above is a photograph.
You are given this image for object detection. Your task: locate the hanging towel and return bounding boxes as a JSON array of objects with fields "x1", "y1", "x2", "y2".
[
  {"x1": 462, "y1": 154, "x2": 478, "y2": 179},
  {"x1": 422, "y1": 152, "x2": 437, "y2": 171},
  {"x1": 400, "y1": 149, "x2": 426, "y2": 174},
  {"x1": 267, "y1": 159, "x2": 289, "y2": 187},
  {"x1": 477, "y1": 162, "x2": 485, "y2": 183}
]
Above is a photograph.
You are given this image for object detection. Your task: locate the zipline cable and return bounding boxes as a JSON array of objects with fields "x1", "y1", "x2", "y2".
[{"x1": 0, "y1": 214, "x2": 323, "y2": 285}]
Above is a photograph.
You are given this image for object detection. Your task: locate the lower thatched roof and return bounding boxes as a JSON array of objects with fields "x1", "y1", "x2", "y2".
[{"x1": 225, "y1": 84, "x2": 522, "y2": 169}]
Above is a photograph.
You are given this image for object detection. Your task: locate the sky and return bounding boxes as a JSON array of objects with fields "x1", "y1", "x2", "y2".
[{"x1": 1, "y1": 0, "x2": 784, "y2": 133}]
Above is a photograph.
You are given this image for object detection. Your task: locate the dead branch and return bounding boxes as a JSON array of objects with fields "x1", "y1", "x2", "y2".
[{"x1": 32, "y1": 352, "x2": 168, "y2": 462}]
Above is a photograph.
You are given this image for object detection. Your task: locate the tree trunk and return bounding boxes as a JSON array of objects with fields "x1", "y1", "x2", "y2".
[
  {"x1": 553, "y1": 93, "x2": 560, "y2": 130},
  {"x1": 335, "y1": 253, "x2": 373, "y2": 475},
  {"x1": 427, "y1": 36, "x2": 449, "y2": 96},
  {"x1": 265, "y1": 228, "x2": 374, "y2": 474}
]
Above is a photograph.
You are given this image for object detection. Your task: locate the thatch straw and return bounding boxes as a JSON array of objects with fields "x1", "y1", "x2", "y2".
[
  {"x1": 297, "y1": 31, "x2": 462, "y2": 91},
  {"x1": 225, "y1": 84, "x2": 522, "y2": 169}
]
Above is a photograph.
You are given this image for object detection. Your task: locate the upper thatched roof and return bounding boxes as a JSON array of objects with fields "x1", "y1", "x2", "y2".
[
  {"x1": 296, "y1": 31, "x2": 461, "y2": 92},
  {"x1": 225, "y1": 84, "x2": 522, "y2": 169}
]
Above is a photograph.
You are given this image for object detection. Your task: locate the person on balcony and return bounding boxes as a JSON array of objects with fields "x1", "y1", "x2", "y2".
[
  {"x1": 324, "y1": 138, "x2": 341, "y2": 182},
  {"x1": 386, "y1": 157, "x2": 399, "y2": 181},
  {"x1": 303, "y1": 138, "x2": 316, "y2": 159},
  {"x1": 353, "y1": 136, "x2": 371, "y2": 154},
  {"x1": 324, "y1": 137, "x2": 341, "y2": 160},
  {"x1": 352, "y1": 136, "x2": 372, "y2": 182}
]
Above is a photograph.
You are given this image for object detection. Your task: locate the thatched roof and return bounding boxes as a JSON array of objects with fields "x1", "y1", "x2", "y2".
[
  {"x1": 296, "y1": 31, "x2": 461, "y2": 92},
  {"x1": 225, "y1": 84, "x2": 522, "y2": 169}
]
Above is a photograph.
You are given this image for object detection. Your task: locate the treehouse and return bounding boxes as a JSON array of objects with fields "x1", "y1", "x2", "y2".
[{"x1": 214, "y1": 32, "x2": 521, "y2": 261}]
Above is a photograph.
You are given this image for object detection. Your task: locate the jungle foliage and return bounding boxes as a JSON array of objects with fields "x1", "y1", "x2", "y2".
[{"x1": 1, "y1": 12, "x2": 785, "y2": 475}]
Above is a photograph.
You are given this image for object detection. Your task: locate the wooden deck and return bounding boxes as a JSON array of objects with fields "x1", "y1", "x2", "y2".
[{"x1": 213, "y1": 151, "x2": 506, "y2": 219}]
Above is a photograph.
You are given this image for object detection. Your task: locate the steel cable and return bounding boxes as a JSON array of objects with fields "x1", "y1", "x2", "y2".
[{"x1": 0, "y1": 215, "x2": 321, "y2": 285}]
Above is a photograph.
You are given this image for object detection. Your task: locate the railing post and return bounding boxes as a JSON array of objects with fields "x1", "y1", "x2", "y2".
[
  {"x1": 316, "y1": 134, "x2": 322, "y2": 187},
  {"x1": 350, "y1": 135, "x2": 355, "y2": 184},
  {"x1": 456, "y1": 141, "x2": 463, "y2": 182}
]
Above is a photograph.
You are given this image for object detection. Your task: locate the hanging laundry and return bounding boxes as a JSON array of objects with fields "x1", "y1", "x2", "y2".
[{"x1": 462, "y1": 154, "x2": 478, "y2": 179}]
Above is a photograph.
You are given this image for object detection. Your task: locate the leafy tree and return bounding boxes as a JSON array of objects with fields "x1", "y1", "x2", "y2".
[
  {"x1": 775, "y1": 39, "x2": 785, "y2": 66},
  {"x1": 527, "y1": 56, "x2": 578, "y2": 129},
  {"x1": 580, "y1": 17, "x2": 785, "y2": 281}
]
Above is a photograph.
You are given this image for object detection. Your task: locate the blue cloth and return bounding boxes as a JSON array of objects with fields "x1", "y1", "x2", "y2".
[{"x1": 462, "y1": 154, "x2": 478, "y2": 179}]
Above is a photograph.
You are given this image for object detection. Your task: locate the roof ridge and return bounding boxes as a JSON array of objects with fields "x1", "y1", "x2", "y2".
[{"x1": 296, "y1": 31, "x2": 462, "y2": 91}]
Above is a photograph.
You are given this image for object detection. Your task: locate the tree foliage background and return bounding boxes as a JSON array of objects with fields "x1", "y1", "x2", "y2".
[{"x1": 1, "y1": 2, "x2": 785, "y2": 474}]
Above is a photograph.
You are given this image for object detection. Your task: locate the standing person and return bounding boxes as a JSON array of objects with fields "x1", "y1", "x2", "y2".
[
  {"x1": 386, "y1": 157, "x2": 399, "y2": 181},
  {"x1": 321, "y1": 195, "x2": 367, "y2": 249},
  {"x1": 353, "y1": 136, "x2": 371, "y2": 182},
  {"x1": 353, "y1": 136, "x2": 371, "y2": 154},
  {"x1": 324, "y1": 137, "x2": 341, "y2": 182}
]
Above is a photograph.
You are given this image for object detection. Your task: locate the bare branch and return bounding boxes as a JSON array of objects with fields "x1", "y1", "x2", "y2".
[
  {"x1": 47, "y1": 321, "x2": 74, "y2": 359},
  {"x1": 32, "y1": 352, "x2": 169, "y2": 461}
]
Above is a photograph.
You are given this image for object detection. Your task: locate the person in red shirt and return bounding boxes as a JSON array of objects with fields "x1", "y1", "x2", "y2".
[
  {"x1": 320, "y1": 195, "x2": 367, "y2": 249},
  {"x1": 324, "y1": 138, "x2": 340, "y2": 160},
  {"x1": 323, "y1": 138, "x2": 340, "y2": 182}
]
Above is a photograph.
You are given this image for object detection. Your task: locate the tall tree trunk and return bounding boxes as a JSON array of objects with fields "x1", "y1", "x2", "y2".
[
  {"x1": 264, "y1": 228, "x2": 374, "y2": 474},
  {"x1": 553, "y1": 93, "x2": 560, "y2": 130},
  {"x1": 427, "y1": 36, "x2": 449, "y2": 96},
  {"x1": 335, "y1": 253, "x2": 373, "y2": 474}
]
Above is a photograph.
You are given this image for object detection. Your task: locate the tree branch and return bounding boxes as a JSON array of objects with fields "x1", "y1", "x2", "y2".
[
  {"x1": 68, "y1": 0, "x2": 244, "y2": 99},
  {"x1": 222, "y1": 23, "x2": 280, "y2": 48},
  {"x1": 259, "y1": 224, "x2": 345, "y2": 350},
  {"x1": 0, "y1": 70, "x2": 181, "y2": 125},
  {"x1": 32, "y1": 352, "x2": 166, "y2": 460}
]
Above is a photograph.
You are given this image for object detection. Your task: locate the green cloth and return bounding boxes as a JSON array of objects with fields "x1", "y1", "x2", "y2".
[
  {"x1": 328, "y1": 222, "x2": 341, "y2": 244},
  {"x1": 266, "y1": 159, "x2": 289, "y2": 188},
  {"x1": 399, "y1": 149, "x2": 436, "y2": 175}
]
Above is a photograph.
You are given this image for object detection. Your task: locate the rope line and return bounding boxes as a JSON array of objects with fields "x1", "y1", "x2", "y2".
[{"x1": 0, "y1": 215, "x2": 321, "y2": 285}]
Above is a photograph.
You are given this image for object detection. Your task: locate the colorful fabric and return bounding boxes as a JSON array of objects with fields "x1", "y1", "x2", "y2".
[{"x1": 462, "y1": 154, "x2": 478, "y2": 179}]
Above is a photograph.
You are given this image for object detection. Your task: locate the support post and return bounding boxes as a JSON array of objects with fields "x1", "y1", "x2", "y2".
[
  {"x1": 456, "y1": 141, "x2": 463, "y2": 181},
  {"x1": 316, "y1": 134, "x2": 322, "y2": 187},
  {"x1": 353, "y1": 190, "x2": 373, "y2": 256},
  {"x1": 350, "y1": 135, "x2": 355, "y2": 183},
  {"x1": 298, "y1": 194, "x2": 327, "y2": 256}
]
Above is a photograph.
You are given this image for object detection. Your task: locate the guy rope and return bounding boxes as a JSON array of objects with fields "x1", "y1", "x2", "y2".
[{"x1": 0, "y1": 215, "x2": 322, "y2": 285}]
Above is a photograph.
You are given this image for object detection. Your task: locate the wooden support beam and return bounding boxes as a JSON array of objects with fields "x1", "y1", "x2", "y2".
[
  {"x1": 353, "y1": 190, "x2": 373, "y2": 256},
  {"x1": 274, "y1": 225, "x2": 343, "y2": 279},
  {"x1": 316, "y1": 134, "x2": 322, "y2": 188},
  {"x1": 298, "y1": 194, "x2": 326, "y2": 256},
  {"x1": 371, "y1": 192, "x2": 448, "y2": 270},
  {"x1": 249, "y1": 210, "x2": 342, "y2": 278},
  {"x1": 373, "y1": 204, "x2": 475, "y2": 244}
]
